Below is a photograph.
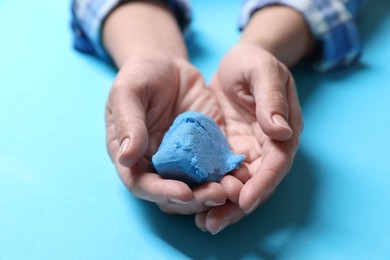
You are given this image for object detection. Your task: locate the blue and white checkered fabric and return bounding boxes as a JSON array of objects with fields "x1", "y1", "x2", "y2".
[
  {"x1": 240, "y1": 0, "x2": 365, "y2": 71},
  {"x1": 71, "y1": 0, "x2": 191, "y2": 61}
]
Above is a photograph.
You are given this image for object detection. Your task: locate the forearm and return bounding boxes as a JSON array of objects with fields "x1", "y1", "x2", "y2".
[
  {"x1": 102, "y1": 1, "x2": 187, "y2": 68},
  {"x1": 240, "y1": 5, "x2": 314, "y2": 68}
]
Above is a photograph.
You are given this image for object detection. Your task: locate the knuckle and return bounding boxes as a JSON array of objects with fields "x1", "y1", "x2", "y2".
[
  {"x1": 268, "y1": 89, "x2": 287, "y2": 101},
  {"x1": 114, "y1": 114, "x2": 131, "y2": 132},
  {"x1": 263, "y1": 90, "x2": 289, "y2": 113}
]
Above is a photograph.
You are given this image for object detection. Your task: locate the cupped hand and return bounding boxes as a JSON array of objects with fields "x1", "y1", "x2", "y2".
[
  {"x1": 196, "y1": 42, "x2": 303, "y2": 234},
  {"x1": 105, "y1": 51, "x2": 236, "y2": 215}
]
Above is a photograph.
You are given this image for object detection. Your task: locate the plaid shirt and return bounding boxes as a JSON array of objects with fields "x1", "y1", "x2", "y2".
[
  {"x1": 240, "y1": 0, "x2": 365, "y2": 70},
  {"x1": 71, "y1": 0, "x2": 364, "y2": 71},
  {"x1": 71, "y1": 0, "x2": 191, "y2": 59}
]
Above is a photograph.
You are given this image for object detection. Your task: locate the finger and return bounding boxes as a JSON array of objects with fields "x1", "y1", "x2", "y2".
[
  {"x1": 230, "y1": 162, "x2": 250, "y2": 183},
  {"x1": 158, "y1": 201, "x2": 205, "y2": 215},
  {"x1": 107, "y1": 81, "x2": 149, "y2": 167},
  {"x1": 134, "y1": 175, "x2": 193, "y2": 203},
  {"x1": 286, "y1": 75, "x2": 304, "y2": 140},
  {"x1": 205, "y1": 202, "x2": 245, "y2": 235},
  {"x1": 220, "y1": 175, "x2": 243, "y2": 203},
  {"x1": 193, "y1": 182, "x2": 227, "y2": 207},
  {"x1": 195, "y1": 212, "x2": 208, "y2": 231},
  {"x1": 157, "y1": 182, "x2": 229, "y2": 215},
  {"x1": 239, "y1": 147, "x2": 292, "y2": 214},
  {"x1": 116, "y1": 160, "x2": 193, "y2": 204},
  {"x1": 105, "y1": 106, "x2": 121, "y2": 162},
  {"x1": 251, "y1": 64, "x2": 293, "y2": 141}
]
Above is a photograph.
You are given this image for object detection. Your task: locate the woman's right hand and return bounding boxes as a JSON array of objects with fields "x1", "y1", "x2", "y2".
[{"x1": 105, "y1": 52, "x2": 236, "y2": 216}]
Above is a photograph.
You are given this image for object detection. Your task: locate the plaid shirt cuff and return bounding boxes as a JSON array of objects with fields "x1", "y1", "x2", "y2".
[
  {"x1": 71, "y1": 0, "x2": 191, "y2": 61},
  {"x1": 239, "y1": 0, "x2": 364, "y2": 71}
]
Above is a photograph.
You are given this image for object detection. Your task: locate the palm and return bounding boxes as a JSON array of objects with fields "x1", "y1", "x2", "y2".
[{"x1": 211, "y1": 77, "x2": 264, "y2": 179}]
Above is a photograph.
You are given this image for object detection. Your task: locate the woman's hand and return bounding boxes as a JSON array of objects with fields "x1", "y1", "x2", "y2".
[
  {"x1": 106, "y1": 52, "x2": 237, "y2": 215},
  {"x1": 196, "y1": 42, "x2": 303, "y2": 234}
]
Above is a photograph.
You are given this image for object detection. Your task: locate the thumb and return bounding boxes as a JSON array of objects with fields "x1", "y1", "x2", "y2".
[
  {"x1": 108, "y1": 85, "x2": 149, "y2": 167},
  {"x1": 251, "y1": 70, "x2": 293, "y2": 141}
]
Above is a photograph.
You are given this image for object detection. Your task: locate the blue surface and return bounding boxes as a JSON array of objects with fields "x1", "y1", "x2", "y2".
[
  {"x1": 1, "y1": 0, "x2": 390, "y2": 259},
  {"x1": 152, "y1": 112, "x2": 244, "y2": 186}
]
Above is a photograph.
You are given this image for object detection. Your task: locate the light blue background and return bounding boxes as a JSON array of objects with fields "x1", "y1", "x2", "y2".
[{"x1": 1, "y1": 1, "x2": 390, "y2": 259}]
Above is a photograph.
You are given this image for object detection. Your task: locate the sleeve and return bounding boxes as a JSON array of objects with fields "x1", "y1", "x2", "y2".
[
  {"x1": 70, "y1": 0, "x2": 192, "y2": 61},
  {"x1": 239, "y1": 0, "x2": 366, "y2": 71}
]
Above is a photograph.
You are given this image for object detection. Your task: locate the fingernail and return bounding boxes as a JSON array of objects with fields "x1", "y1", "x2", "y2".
[
  {"x1": 169, "y1": 198, "x2": 187, "y2": 204},
  {"x1": 204, "y1": 200, "x2": 225, "y2": 207},
  {"x1": 211, "y1": 221, "x2": 230, "y2": 235},
  {"x1": 272, "y1": 114, "x2": 292, "y2": 131},
  {"x1": 245, "y1": 197, "x2": 262, "y2": 214},
  {"x1": 118, "y1": 138, "x2": 130, "y2": 156}
]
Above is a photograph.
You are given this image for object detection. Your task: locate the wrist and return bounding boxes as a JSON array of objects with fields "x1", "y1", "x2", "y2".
[
  {"x1": 120, "y1": 49, "x2": 189, "y2": 69},
  {"x1": 240, "y1": 5, "x2": 314, "y2": 67},
  {"x1": 103, "y1": 1, "x2": 188, "y2": 68}
]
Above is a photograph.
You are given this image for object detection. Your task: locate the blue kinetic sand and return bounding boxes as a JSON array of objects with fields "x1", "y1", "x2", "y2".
[{"x1": 151, "y1": 112, "x2": 245, "y2": 187}]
